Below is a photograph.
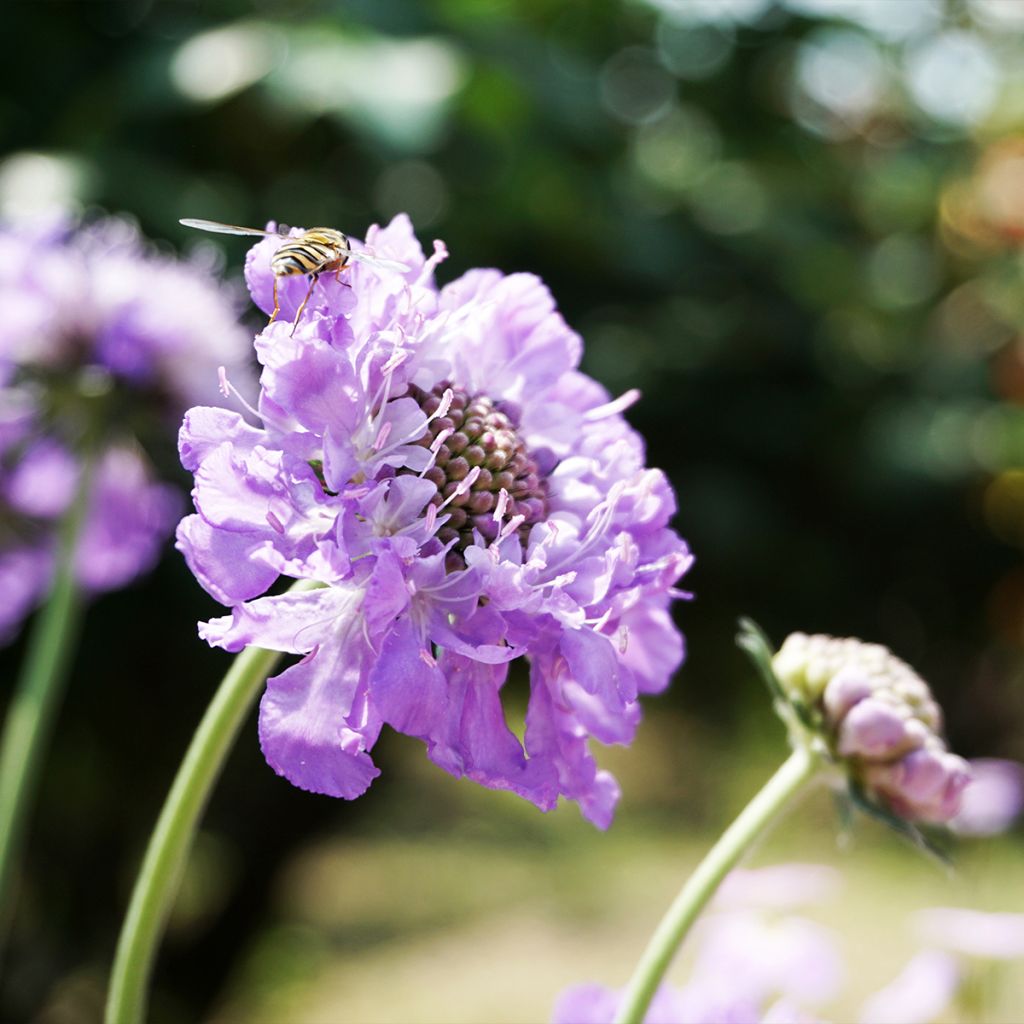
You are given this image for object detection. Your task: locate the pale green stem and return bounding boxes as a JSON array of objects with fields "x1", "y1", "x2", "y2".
[
  {"x1": 0, "y1": 455, "x2": 94, "y2": 956},
  {"x1": 105, "y1": 579, "x2": 319, "y2": 1024},
  {"x1": 614, "y1": 745, "x2": 821, "y2": 1024}
]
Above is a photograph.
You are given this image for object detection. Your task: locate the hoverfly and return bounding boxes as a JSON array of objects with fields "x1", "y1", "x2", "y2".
[{"x1": 179, "y1": 218, "x2": 410, "y2": 330}]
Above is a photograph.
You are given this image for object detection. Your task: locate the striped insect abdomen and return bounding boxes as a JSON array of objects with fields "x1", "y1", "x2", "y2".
[{"x1": 270, "y1": 229, "x2": 349, "y2": 278}]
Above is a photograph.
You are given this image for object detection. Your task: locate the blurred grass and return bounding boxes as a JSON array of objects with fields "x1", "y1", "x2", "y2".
[{"x1": 189, "y1": 722, "x2": 1024, "y2": 1024}]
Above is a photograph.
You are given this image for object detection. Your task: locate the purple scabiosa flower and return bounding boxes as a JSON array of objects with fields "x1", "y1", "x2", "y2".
[
  {"x1": 177, "y1": 214, "x2": 692, "y2": 827},
  {"x1": 771, "y1": 634, "x2": 971, "y2": 825},
  {"x1": 0, "y1": 214, "x2": 251, "y2": 640}
]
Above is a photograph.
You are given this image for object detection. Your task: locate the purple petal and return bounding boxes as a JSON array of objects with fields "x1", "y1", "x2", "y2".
[
  {"x1": 255, "y1": 324, "x2": 361, "y2": 438},
  {"x1": 914, "y1": 907, "x2": 1024, "y2": 959},
  {"x1": 714, "y1": 864, "x2": 842, "y2": 911},
  {"x1": 368, "y1": 618, "x2": 448, "y2": 738},
  {"x1": 179, "y1": 407, "x2": 264, "y2": 472},
  {"x1": 430, "y1": 652, "x2": 558, "y2": 810},
  {"x1": 858, "y1": 950, "x2": 960, "y2": 1024},
  {"x1": 259, "y1": 628, "x2": 381, "y2": 799},
  {"x1": 525, "y1": 659, "x2": 621, "y2": 829},
  {"x1": 75, "y1": 447, "x2": 180, "y2": 592},
  {"x1": 199, "y1": 584, "x2": 357, "y2": 653},
  {"x1": 837, "y1": 698, "x2": 922, "y2": 761},
  {"x1": 950, "y1": 758, "x2": 1024, "y2": 836},
  {"x1": 175, "y1": 514, "x2": 280, "y2": 604},
  {"x1": 616, "y1": 602, "x2": 684, "y2": 696},
  {"x1": 551, "y1": 983, "x2": 687, "y2": 1024}
]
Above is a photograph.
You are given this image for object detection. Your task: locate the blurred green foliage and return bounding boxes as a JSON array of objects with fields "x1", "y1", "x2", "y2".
[{"x1": 3, "y1": 0, "x2": 1024, "y2": 1020}]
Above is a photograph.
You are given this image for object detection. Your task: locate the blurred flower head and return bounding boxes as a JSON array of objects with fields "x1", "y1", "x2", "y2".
[
  {"x1": 553, "y1": 861, "x2": 843, "y2": 1024},
  {"x1": 177, "y1": 214, "x2": 692, "y2": 827},
  {"x1": 0, "y1": 213, "x2": 251, "y2": 641},
  {"x1": 950, "y1": 758, "x2": 1024, "y2": 836},
  {"x1": 771, "y1": 633, "x2": 971, "y2": 824}
]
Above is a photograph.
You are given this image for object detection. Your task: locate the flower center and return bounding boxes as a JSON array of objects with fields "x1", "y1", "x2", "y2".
[{"x1": 406, "y1": 382, "x2": 549, "y2": 559}]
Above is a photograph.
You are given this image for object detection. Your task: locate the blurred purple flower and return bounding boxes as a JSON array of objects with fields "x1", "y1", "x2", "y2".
[
  {"x1": 714, "y1": 863, "x2": 842, "y2": 911},
  {"x1": 552, "y1": 983, "x2": 689, "y2": 1024},
  {"x1": 950, "y1": 758, "x2": 1024, "y2": 836},
  {"x1": 551, "y1": 890, "x2": 839, "y2": 1023},
  {"x1": 178, "y1": 214, "x2": 692, "y2": 826},
  {"x1": 688, "y1": 912, "x2": 843, "y2": 1010},
  {"x1": 0, "y1": 214, "x2": 250, "y2": 641},
  {"x1": 914, "y1": 907, "x2": 1024, "y2": 959},
  {"x1": 857, "y1": 950, "x2": 960, "y2": 1024}
]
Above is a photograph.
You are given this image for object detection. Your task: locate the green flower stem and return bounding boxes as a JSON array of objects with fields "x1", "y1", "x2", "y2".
[
  {"x1": 105, "y1": 579, "x2": 320, "y2": 1024},
  {"x1": 0, "y1": 456, "x2": 94, "y2": 955},
  {"x1": 614, "y1": 745, "x2": 822, "y2": 1024}
]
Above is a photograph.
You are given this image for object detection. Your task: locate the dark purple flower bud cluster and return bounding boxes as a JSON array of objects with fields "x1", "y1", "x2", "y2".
[
  {"x1": 772, "y1": 633, "x2": 970, "y2": 824},
  {"x1": 407, "y1": 382, "x2": 549, "y2": 563},
  {"x1": 0, "y1": 214, "x2": 251, "y2": 641}
]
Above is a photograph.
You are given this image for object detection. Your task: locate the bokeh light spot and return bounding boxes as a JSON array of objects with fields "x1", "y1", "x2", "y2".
[{"x1": 171, "y1": 22, "x2": 281, "y2": 104}]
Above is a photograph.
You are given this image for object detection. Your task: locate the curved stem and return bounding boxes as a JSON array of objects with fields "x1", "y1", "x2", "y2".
[
  {"x1": 0, "y1": 456, "x2": 94, "y2": 955},
  {"x1": 614, "y1": 745, "x2": 821, "y2": 1024},
  {"x1": 105, "y1": 580, "x2": 319, "y2": 1024}
]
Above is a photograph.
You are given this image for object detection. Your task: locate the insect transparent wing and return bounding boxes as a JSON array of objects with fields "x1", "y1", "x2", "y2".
[
  {"x1": 179, "y1": 218, "x2": 280, "y2": 238},
  {"x1": 347, "y1": 248, "x2": 411, "y2": 273}
]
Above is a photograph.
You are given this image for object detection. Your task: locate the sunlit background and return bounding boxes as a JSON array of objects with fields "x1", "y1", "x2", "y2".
[{"x1": 3, "y1": 0, "x2": 1024, "y2": 1021}]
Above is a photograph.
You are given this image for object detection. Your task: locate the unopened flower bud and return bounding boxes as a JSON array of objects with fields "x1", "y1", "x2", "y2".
[
  {"x1": 771, "y1": 632, "x2": 970, "y2": 826},
  {"x1": 865, "y1": 746, "x2": 971, "y2": 824}
]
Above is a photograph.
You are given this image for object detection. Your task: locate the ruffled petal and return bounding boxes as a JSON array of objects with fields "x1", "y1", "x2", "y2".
[
  {"x1": 259, "y1": 634, "x2": 381, "y2": 799},
  {"x1": 255, "y1": 323, "x2": 361, "y2": 438},
  {"x1": 616, "y1": 602, "x2": 684, "y2": 696},
  {"x1": 200, "y1": 584, "x2": 359, "y2": 653},
  {"x1": 175, "y1": 513, "x2": 280, "y2": 604},
  {"x1": 432, "y1": 652, "x2": 559, "y2": 810},
  {"x1": 368, "y1": 617, "x2": 449, "y2": 738},
  {"x1": 179, "y1": 407, "x2": 265, "y2": 472},
  {"x1": 524, "y1": 657, "x2": 621, "y2": 829}
]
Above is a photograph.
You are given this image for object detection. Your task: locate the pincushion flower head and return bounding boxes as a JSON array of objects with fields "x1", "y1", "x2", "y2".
[
  {"x1": 770, "y1": 632, "x2": 971, "y2": 825},
  {"x1": 0, "y1": 214, "x2": 252, "y2": 639},
  {"x1": 177, "y1": 214, "x2": 692, "y2": 827}
]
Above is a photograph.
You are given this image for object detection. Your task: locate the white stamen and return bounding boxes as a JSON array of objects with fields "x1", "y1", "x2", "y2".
[
  {"x1": 493, "y1": 488, "x2": 509, "y2": 522},
  {"x1": 454, "y1": 466, "x2": 481, "y2": 496},
  {"x1": 583, "y1": 388, "x2": 641, "y2": 421},
  {"x1": 430, "y1": 427, "x2": 453, "y2": 454},
  {"x1": 434, "y1": 388, "x2": 453, "y2": 421},
  {"x1": 373, "y1": 421, "x2": 392, "y2": 452},
  {"x1": 217, "y1": 365, "x2": 263, "y2": 424},
  {"x1": 423, "y1": 503, "x2": 438, "y2": 534},
  {"x1": 498, "y1": 513, "x2": 525, "y2": 542}
]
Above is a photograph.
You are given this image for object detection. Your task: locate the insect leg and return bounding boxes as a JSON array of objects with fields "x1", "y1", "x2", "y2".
[
  {"x1": 290, "y1": 274, "x2": 319, "y2": 335},
  {"x1": 269, "y1": 277, "x2": 280, "y2": 324}
]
